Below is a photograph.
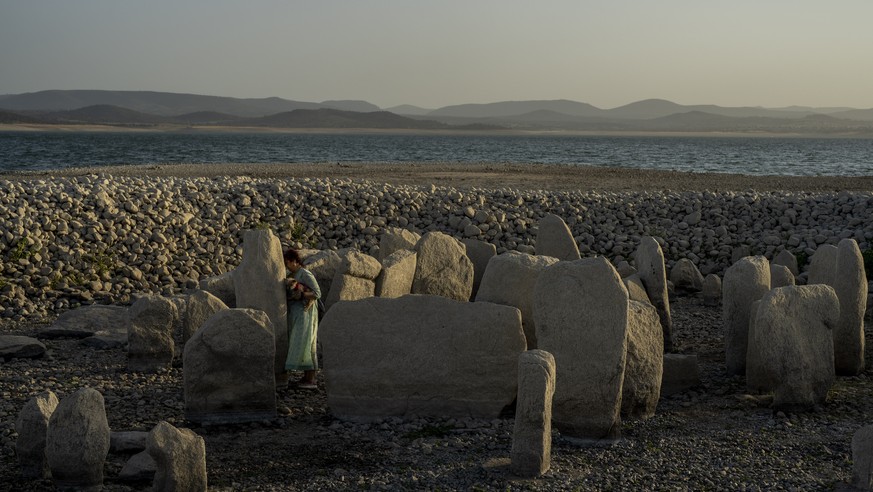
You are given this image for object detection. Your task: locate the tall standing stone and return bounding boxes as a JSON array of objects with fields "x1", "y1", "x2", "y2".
[
  {"x1": 622, "y1": 300, "x2": 664, "y2": 419},
  {"x1": 234, "y1": 229, "x2": 287, "y2": 375},
  {"x1": 769, "y1": 264, "x2": 795, "y2": 289},
  {"x1": 412, "y1": 231, "x2": 474, "y2": 302},
  {"x1": 15, "y1": 391, "x2": 59, "y2": 479},
  {"x1": 183, "y1": 290, "x2": 228, "y2": 344},
  {"x1": 511, "y1": 350, "x2": 556, "y2": 478},
  {"x1": 833, "y1": 239, "x2": 868, "y2": 375},
  {"x1": 147, "y1": 421, "x2": 207, "y2": 492},
  {"x1": 462, "y1": 238, "x2": 497, "y2": 301},
  {"x1": 635, "y1": 237, "x2": 673, "y2": 351},
  {"x1": 807, "y1": 244, "x2": 838, "y2": 286},
  {"x1": 183, "y1": 309, "x2": 277, "y2": 424},
  {"x1": 45, "y1": 388, "x2": 110, "y2": 490},
  {"x1": 772, "y1": 249, "x2": 800, "y2": 276},
  {"x1": 854, "y1": 425, "x2": 873, "y2": 491},
  {"x1": 723, "y1": 256, "x2": 770, "y2": 376},
  {"x1": 374, "y1": 249, "x2": 417, "y2": 298},
  {"x1": 535, "y1": 213, "x2": 581, "y2": 261},
  {"x1": 533, "y1": 257, "x2": 628, "y2": 442},
  {"x1": 127, "y1": 294, "x2": 177, "y2": 372},
  {"x1": 475, "y1": 252, "x2": 559, "y2": 349}
]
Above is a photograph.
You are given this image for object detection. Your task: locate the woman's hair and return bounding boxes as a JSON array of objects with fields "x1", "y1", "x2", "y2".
[{"x1": 283, "y1": 248, "x2": 302, "y2": 264}]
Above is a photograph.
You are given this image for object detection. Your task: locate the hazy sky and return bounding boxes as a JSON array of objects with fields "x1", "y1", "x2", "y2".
[{"x1": 2, "y1": 1, "x2": 872, "y2": 110}]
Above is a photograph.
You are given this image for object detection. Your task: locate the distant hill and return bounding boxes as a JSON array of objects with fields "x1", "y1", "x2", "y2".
[
  {"x1": 320, "y1": 100, "x2": 382, "y2": 112},
  {"x1": 385, "y1": 104, "x2": 434, "y2": 116},
  {"x1": 249, "y1": 108, "x2": 448, "y2": 129},
  {"x1": 170, "y1": 111, "x2": 245, "y2": 125},
  {"x1": 0, "y1": 110, "x2": 46, "y2": 124},
  {"x1": 42, "y1": 104, "x2": 169, "y2": 124},
  {"x1": 429, "y1": 99, "x2": 606, "y2": 118}
]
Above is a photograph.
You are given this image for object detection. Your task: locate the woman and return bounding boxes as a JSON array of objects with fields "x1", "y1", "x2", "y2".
[{"x1": 283, "y1": 248, "x2": 322, "y2": 389}]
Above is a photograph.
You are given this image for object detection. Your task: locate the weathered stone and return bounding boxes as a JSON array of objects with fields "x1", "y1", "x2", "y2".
[
  {"x1": 374, "y1": 249, "x2": 416, "y2": 299},
  {"x1": 110, "y1": 430, "x2": 149, "y2": 453},
  {"x1": 670, "y1": 258, "x2": 704, "y2": 294},
  {"x1": 746, "y1": 285, "x2": 838, "y2": 411},
  {"x1": 321, "y1": 295, "x2": 525, "y2": 419},
  {"x1": 615, "y1": 260, "x2": 637, "y2": 278},
  {"x1": 535, "y1": 213, "x2": 580, "y2": 261},
  {"x1": 833, "y1": 239, "x2": 868, "y2": 375},
  {"x1": 462, "y1": 238, "x2": 497, "y2": 301},
  {"x1": 198, "y1": 271, "x2": 236, "y2": 308},
  {"x1": 340, "y1": 249, "x2": 382, "y2": 280},
  {"x1": 45, "y1": 388, "x2": 110, "y2": 490},
  {"x1": 15, "y1": 391, "x2": 59, "y2": 479},
  {"x1": 807, "y1": 244, "x2": 838, "y2": 286},
  {"x1": 623, "y1": 274, "x2": 651, "y2": 305},
  {"x1": 324, "y1": 274, "x2": 375, "y2": 309},
  {"x1": 772, "y1": 249, "x2": 799, "y2": 276},
  {"x1": 853, "y1": 425, "x2": 873, "y2": 490},
  {"x1": 412, "y1": 231, "x2": 474, "y2": 302},
  {"x1": 0, "y1": 335, "x2": 46, "y2": 359},
  {"x1": 533, "y1": 257, "x2": 628, "y2": 442},
  {"x1": 511, "y1": 350, "x2": 555, "y2": 478},
  {"x1": 303, "y1": 249, "x2": 342, "y2": 301},
  {"x1": 378, "y1": 227, "x2": 421, "y2": 262},
  {"x1": 702, "y1": 274, "x2": 722, "y2": 307},
  {"x1": 661, "y1": 354, "x2": 701, "y2": 396},
  {"x1": 118, "y1": 450, "x2": 156, "y2": 483},
  {"x1": 635, "y1": 236, "x2": 673, "y2": 351},
  {"x1": 769, "y1": 264, "x2": 796, "y2": 288},
  {"x1": 147, "y1": 421, "x2": 207, "y2": 491},
  {"x1": 184, "y1": 290, "x2": 228, "y2": 344},
  {"x1": 183, "y1": 309, "x2": 277, "y2": 424},
  {"x1": 39, "y1": 304, "x2": 128, "y2": 339},
  {"x1": 127, "y1": 294, "x2": 177, "y2": 372},
  {"x1": 723, "y1": 256, "x2": 770, "y2": 376},
  {"x1": 623, "y1": 300, "x2": 663, "y2": 419},
  {"x1": 475, "y1": 252, "x2": 559, "y2": 349},
  {"x1": 234, "y1": 229, "x2": 287, "y2": 375}
]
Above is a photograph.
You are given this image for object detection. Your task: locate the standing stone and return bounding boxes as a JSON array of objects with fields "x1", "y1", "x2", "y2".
[
  {"x1": 147, "y1": 421, "x2": 207, "y2": 492},
  {"x1": 635, "y1": 237, "x2": 673, "y2": 351},
  {"x1": 15, "y1": 391, "x2": 59, "y2": 479},
  {"x1": 183, "y1": 309, "x2": 277, "y2": 424},
  {"x1": 45, "y1": 388, "x2": 110, "y2": 490},
  {"x1": 853, "y1": 425, "x2": 873, "y2": 491},
  {"x1": 833, "y1": 239, "x2": 868, "y2": 375},
  {"x1": 622, "y1": 300, "x2": 663, "y2": 419},
  {"x1": 198, "y1": 271, "x2": 236, "y2": 308},
  {"x1": 511, "y1": 350, "x2": 556, "y2": 478},
  {"x1": 375, "y1": 249, "x2": 417, "y2": 298},
  {"x1": 807, "y1": 244, "x2": 838, "y2": 286},
  {"x1": 127, "y1": 294, "x2": 177, "y2": 372},
  {"x1": 340, "y1": 250, "x2": 382, "y2": 280},
  {"x1": 533, "y1": 257, "x2": 628, "y2": 442},
  {"x1": 412, "y1": 231, "x2": 474, "y2": 302},
  {"x1": 302, "y1": 249, "x2": 342, "y2": 301},
  {"x1": 669, "y1": 258, "x2": 705, "y2": 294},
  {"x1": 378, "y1": 227, "x2": 421, "y2": 262},
  {"x1": 183, "y1": 290, "x2": 228, "y2": 345},
  {"x1": 772, "y1": 249, "x2": 800, "y2": 276},
  {"x1": 769, "y1": 264, "x2": 796, "y2": 288},
  {"x1": 746, "y1": 285, "x2": 838, "y2": 410},
  {"x1": 475, "y1": 252, "x2": 559, "y2": 349},
  {"x1": 535, "y1": 213, "x2": 580, "y2": 261},
  {"x1": 320, "y1": 295, "x2": 525, "y2": 419},
  {"x1": 462, "y1": 238, "x2": 497, "y2": 301},
  {"x1": 702, "y1": 274, "x2": 722, "y2": 307},
  {"x1": 623, "y1": 274, "x2": 651, "y2": 305},
  {"x1": 234, "y1": 229, "x2": 287, "y2": 375},
  {"x1": 324, "y1": 274, "x2": 375, "y2": 309},
  {"x1": 723, "y1": 256, "x2": 770, "y2": 376}
]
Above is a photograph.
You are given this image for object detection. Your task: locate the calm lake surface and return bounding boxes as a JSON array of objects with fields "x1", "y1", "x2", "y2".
[{"x1": 1, "y1": 131, "x2": 872, "y2": 176}]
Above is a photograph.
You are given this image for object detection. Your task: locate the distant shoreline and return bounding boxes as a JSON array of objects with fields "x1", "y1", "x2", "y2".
[{"x1": 2, "y1": 123, "x2": 873, "y2": 139}]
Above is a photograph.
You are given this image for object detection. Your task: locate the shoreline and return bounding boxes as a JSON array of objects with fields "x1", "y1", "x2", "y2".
[{"x1": 3, "y1": 161, "x2": 873, "y2": 193}]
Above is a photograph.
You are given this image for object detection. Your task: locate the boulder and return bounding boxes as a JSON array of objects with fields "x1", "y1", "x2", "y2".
[
  {"x1": 623, "y1": 300, "x2": 663, "y2": 419},
  {"x1": 769, "y1": 264, "x2": 796, "y2": 288},
  {"x1": 234, "y1": 229, "x2": 287, "y2": 375},
  {"x1": 0, "y1": 335, "x2": 46, "y2": 359},
  {"x1": 324, "y1": 274, "x2": 375, "y2": 309},
  {"x1": 807, "y1": 244, "x2": 838, "y2": 286},
  {"x1": 635, "y1": 237, "x2": 673, "y2": 351},
  {"x1": 702, "y1": 274, "x2": 722, "y2": 307},
  {"x1": 615, "y1": 260, "x2": 637, "y2": 278},
  {"x1": 511, "y1": 349, "x2": 556, "y2": 478},
  {"x1": 147, "y1": 421, "x2": 207, "y2": 491},
  {"x1": 670, "y1": 258, "x2": 704, "y2": 294},
  {"x1": 833, "y1": 239, "x2": 868, "y2": 375},
  {"x1": 184, "y1": 290, "x2": 228, "y2": 344},
  {"x1": 853, "y1": 425, "x2": 873, "y2": 490},
  {"x1": 15, "y1": 391, "x2": 59, "y2": 479},
  {"x1": 378, "y1": 227, "x2": 421, "y2": 262},
  {"x1": 38, "y1": 304, "x2": 128, "y2": 339},
  {"x1": 412, "y1": 231, "x2": 474, "y2": 302},
  {"x1": 198, "y1": 271, "x2": 236, "y2": 308},
  {"x1": 303, "y1": 249, "x2": 342, "y2": 300},
  {"x1": 623, "y1": 274, "x2": 651, "y2": 305},
  {"x1": 183, "y1": 309, "x2": 277, "y2": 424},
  {"x1": 374, "y1": 249, "x2": 416, "y2": 299},
  {"x1": 45, "y1": 388, "x2": 110, "y2": 490},
  {"x1": 661, "y1": 354, "x2": 701, "y2": 396},
  {"x1": 118, "y1": 450, "x2": 156, "y2": 483},
  {"x1": 320, "y1": 295, "x2": 525, "y2": 419},
  {"x1": 341, "y1": 249, "x2": 382, "y2": 280},
  {"x1": 534, "y1": 213, "x2": 580, "y2": 261},
  {"x1": 746, "y1": 285, "x2": 838, "y2": 411},
  {"x1": 475, "y1": 252, "x2": 559, "y2": 349},
  {"x1": 772, "y1": 249, "x2": 800, "y2": 276},
  {"x1": 533, "y1": 257, "x2": 628, "y2": 442},
  {"x1": 127, "y1": 294, "x2": 177, "y2": 372},
  {"x1": 462, "y1": 238, "x2": 497, "y2": 301},
  {"x1": 723, "y1": 256, "x2": 770, "y2": 376}
]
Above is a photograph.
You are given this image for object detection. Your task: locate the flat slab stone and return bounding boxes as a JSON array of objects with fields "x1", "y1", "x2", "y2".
[
  {"x1": 38, "y1": 305, "x2": 128, "y2": 339},
  {"x1": 0, "y1": 335, "x2": 46, "y2": 359}
]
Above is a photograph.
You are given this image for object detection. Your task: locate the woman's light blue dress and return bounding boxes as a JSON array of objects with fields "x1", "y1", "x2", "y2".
[{"x1": 284, "y1": 268, "x2": 321, "y2": 371}]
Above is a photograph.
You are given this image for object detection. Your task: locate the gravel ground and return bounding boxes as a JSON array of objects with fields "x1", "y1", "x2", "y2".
[{"x1": 2, "y1": 294, "x2": 870, "y2": 491}]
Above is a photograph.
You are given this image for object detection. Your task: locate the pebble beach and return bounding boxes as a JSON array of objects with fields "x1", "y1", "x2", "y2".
[{"x1": 1, "y1": 161, "x2": 872, "y2": 490}]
